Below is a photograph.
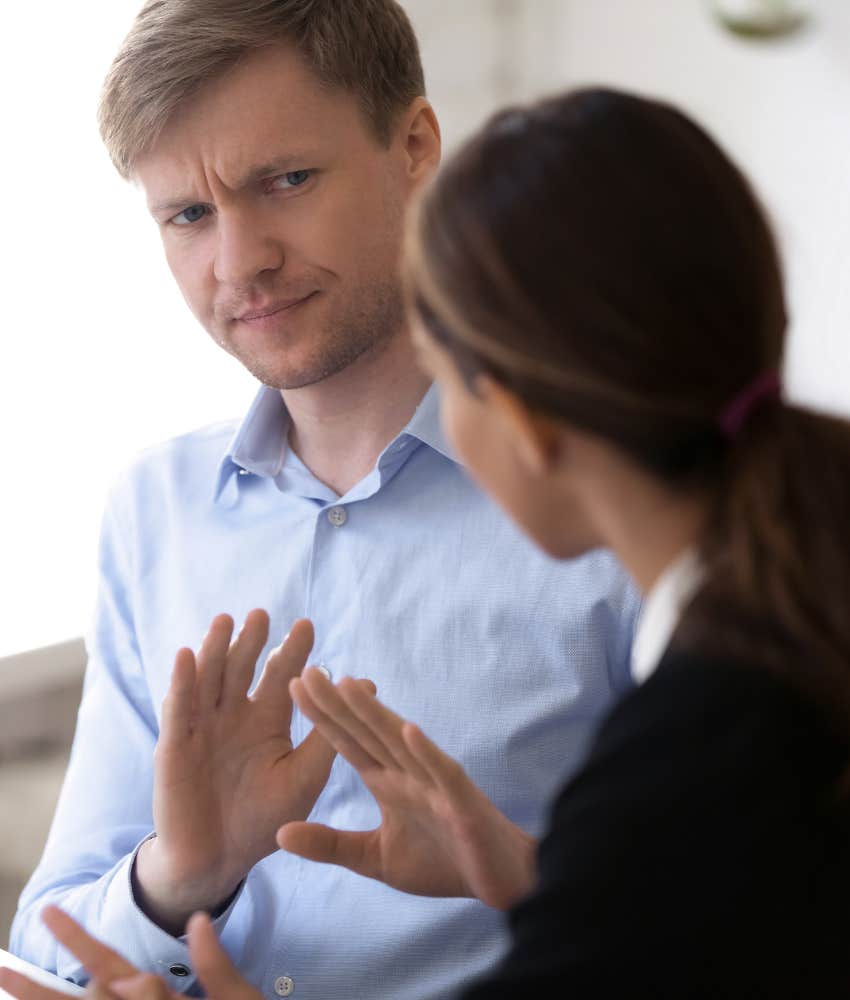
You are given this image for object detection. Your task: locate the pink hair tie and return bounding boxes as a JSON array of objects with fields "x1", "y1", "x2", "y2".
[{"x1": 718, "y1": 370, "x2": 782, "y2": 438}]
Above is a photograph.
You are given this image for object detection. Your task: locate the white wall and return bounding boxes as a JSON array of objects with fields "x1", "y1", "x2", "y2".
[
  {"x1": 1, "y1": 1, "x2": 847, "y2": 658},
  {"x1": 0, "y1": 4, "x2": 256, "y2": 657},
  {"x1": 409, "y1": 0, "x2": 850, "y2": 412},
  {"x1": 553, "y1": 0, "x2": 850, "y2": 414}
]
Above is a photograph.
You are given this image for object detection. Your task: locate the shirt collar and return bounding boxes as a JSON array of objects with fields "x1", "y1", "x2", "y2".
[
  {"x1": 631, "y1": 547, "x2": 705, "y2": 684},
  {"x1": 403, "y1": 382, "x2": 457, "y2": 464},
  {"x1": 213, "y1": 381, "x2": 457, "y2": 504}
]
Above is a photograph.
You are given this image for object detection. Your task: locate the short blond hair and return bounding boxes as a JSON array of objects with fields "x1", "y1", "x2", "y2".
[{"x1": 98, "y1": 0, "x2": 426, "y2": 178}]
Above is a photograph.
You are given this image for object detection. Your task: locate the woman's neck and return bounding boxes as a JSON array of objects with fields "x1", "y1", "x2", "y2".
[
  {"x1": 609, "y1": 492, "x2": 706, "y2": 594},
  {"x1": 569, "y1": 443, "x2": 709, "y2": 594}
]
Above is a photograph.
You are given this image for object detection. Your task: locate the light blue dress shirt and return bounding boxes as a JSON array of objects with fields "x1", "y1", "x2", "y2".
[{"x1": 12, "y1": 384, "x2": 639, "y2": 1000}]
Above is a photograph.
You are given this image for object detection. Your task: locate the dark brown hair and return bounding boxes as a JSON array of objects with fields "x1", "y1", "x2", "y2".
[
  {"x1": 407, "y1": 88, "x2": 850, "y2": 752},
  {"x1": 99, "y1": 0, "x2": 425, "y2": 178}
]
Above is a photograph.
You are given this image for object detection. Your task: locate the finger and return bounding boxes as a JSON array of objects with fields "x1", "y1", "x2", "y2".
[
  {"x1": 195, "y1": 614, "x2": 234, "y2": 713},
  {"x1": 298, "y1": 668, "x2": 403, "y2": 771},
  {"x1": 222, "y1": 608, "x2": 270, "y2": 703},
  {"x1": 108, "y1": 975, "x2": 173, "y2": 1000},
  {"x1": 91, "y1": 985, "x2": 121, "y2": 1000},
  {"x1": 187, "y1": 912, "x2": 257, "y2": 1000},
  {"x1": 0, "y1": 969, "x2": 69, "y2": 1000},
  {"x1": 251, "y1": 619, "x2": 314, "y2": 714},
  {"x1": 402, "y1": 722, "x2": 471, "y2": 801},
  {"x1": 160, "y1": 648, "x2": 196, "y2": 748},
  {"x1": 336, "y1": 678, "x2": 433, "y2": 785},
  {"x1": 39, "y1": 906, "x2": 138, "y2": 982},
  {"x1": 277, "y1": 823, "x2": 381, "y2": 881},
  {"x1": 290, "y1": 675, "x2": 382, "y2": 773}
]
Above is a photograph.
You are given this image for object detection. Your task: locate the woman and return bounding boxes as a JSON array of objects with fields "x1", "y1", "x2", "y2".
[
  {"x1": 4, "y1": 87, "x2": 850, "y2": 999},
  {"x1": 284, "y1": 86, "x2": 850, "y2": 996}
]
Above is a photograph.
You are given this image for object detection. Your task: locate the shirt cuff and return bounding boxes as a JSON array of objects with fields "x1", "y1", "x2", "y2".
[{"x1": 98, "y1": 834, "x2": 245, "y2": 994}]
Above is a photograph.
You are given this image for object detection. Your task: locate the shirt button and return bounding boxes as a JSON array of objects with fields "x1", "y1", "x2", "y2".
[
  {"x1": 327, "y1": 506, "x2": 347, "y2": 527},
  {"x1": 238, "y1": 468, "x2": 251, "y2": 476},
  {"x1": 274, "y1": 975, "x2": 295, "y2": 997},
  {"x1": 169, "y1": 965, "x2": 191, "y2": 978}
]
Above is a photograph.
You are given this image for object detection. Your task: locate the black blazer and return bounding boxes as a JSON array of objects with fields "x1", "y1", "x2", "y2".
[{"x1": 463, "y1": 651, "x2": 850, "y2": 999}]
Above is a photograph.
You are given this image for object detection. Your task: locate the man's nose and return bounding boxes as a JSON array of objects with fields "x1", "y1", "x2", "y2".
[{"x1": 213, "y1": 208, "x2": 284, "y2": 285}]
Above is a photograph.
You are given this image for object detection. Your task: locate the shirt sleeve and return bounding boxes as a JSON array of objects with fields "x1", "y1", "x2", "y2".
[
  {"x1": 460, "y1": 656, "x2": 831, "y2": 998},
  {"x1": 8, "y1": 485, "x2": 239, "y2": 993}
]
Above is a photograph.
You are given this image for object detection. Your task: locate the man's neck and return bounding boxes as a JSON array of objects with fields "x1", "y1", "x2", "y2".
[{"x1": 283, "y1": 332, "x2": 432, "y2": 497}]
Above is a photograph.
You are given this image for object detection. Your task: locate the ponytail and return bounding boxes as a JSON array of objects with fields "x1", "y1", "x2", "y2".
[{"x1": 681, "y1": 403, "x2": 850, "y2": 758}]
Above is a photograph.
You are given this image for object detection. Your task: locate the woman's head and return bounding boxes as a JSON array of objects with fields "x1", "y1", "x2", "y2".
[
  {"x1": 406, "y1": 87, "x2": 785, "y2": 509},
  {"x1": 407, "y1": 87, "x2": 850, "y2": 740}
]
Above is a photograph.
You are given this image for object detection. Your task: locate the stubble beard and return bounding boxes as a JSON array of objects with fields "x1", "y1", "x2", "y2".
[{"x1": 219, "y1": 274, "x2": 406, "y2": 390}]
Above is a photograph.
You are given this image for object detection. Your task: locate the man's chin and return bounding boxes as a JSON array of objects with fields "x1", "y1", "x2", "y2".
[
  {"x1": 238, "y1": 352, "x2": 366, "y2": 392},
  {"x1": 234, "y1": 336, "x2": 391, "y2": 392}
]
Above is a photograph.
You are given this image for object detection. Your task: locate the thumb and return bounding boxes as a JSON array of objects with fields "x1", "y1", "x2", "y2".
[
  {"x1": 278, "y1": 822, "x2": 381, "y2": 881},
  {"x1": 251, "y1": 619, "x2": 315, "y2": 709},
  {"x1": 187, "y1": 913, "x2": 258, "y2": 1000},
  {"x1": 289, "y1": 726, "x2": 337, "y2": 798}
]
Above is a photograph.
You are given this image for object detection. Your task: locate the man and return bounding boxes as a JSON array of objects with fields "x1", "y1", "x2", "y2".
[{"x1": 11, "y1": 2, "x2": 638, "y2": 998}]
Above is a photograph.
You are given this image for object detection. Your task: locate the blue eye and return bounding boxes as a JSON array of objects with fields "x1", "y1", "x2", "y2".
[
  {"x1": 273, "y1": 170, "x2": 312, "y2": 190},
  {"x1": 172, "y1": 204, "x2": 207, "y2": 226}
]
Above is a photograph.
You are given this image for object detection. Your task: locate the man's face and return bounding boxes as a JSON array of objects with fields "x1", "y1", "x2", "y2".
[{"x1": 135, "y1": 44, "x2": 423, "y2": 389}]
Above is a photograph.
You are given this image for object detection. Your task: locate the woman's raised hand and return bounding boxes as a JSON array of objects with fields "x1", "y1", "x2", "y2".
[{"x1": 280, "y1": 670, "x2": 537, "y2": 910}]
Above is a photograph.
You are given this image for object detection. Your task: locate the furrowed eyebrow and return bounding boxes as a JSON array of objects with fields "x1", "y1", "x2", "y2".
[
  {"x1": 149, "y1": 154, "x2": 312, "y2": 216},
  {"x1": 150, "y1": 197, "x2": 202, "y2": 216}
]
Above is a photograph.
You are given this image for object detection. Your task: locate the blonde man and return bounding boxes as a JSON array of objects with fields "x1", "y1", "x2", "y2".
[{"x1": 11, "y1": 3, "x2": 638, "y2": 998}]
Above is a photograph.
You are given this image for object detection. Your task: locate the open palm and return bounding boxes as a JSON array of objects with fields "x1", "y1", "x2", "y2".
[
  {"x1": 138, "y1": 611, "x2": 337, "y2": 930},
  {"x1": 280, "y1": 669, "x2": 537, "y2": 910}
]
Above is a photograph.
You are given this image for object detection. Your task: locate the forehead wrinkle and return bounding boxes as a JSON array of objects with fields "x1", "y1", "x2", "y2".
[{"x1": 138, "y1": 45, "x2": 357, "y2": 215}]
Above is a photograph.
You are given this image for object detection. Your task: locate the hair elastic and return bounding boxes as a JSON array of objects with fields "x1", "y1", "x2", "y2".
[{"x1": 718, "y1": 370, "x2": 782, "y2": 438}]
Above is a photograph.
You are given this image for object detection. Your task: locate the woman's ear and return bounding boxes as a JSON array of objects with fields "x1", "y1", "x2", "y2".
[{"x1": 473, "y1": 375, "x2": 564, "y2": 476}]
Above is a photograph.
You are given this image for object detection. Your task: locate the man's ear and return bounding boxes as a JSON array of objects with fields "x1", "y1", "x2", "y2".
[
  {"x1": 474, "y1": 374, "x2": 564, "y2": 476},
  {"x1": 400, "y1": 98, "x2": 441, "y2": 184}
]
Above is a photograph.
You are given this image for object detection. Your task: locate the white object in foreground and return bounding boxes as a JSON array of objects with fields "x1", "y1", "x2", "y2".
[{"x1": 0, "y1": 949, "x2": 83, "y2": 998}]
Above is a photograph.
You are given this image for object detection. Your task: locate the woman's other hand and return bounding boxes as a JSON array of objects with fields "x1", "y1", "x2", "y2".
[{"x1": 282, "y1": 670, "x2": 537, "y2": 910}]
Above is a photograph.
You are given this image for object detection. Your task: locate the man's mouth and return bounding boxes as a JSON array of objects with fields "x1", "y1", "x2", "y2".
[{"x1": 237, "y1": 293, "x2": 318, "y2": 322}]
